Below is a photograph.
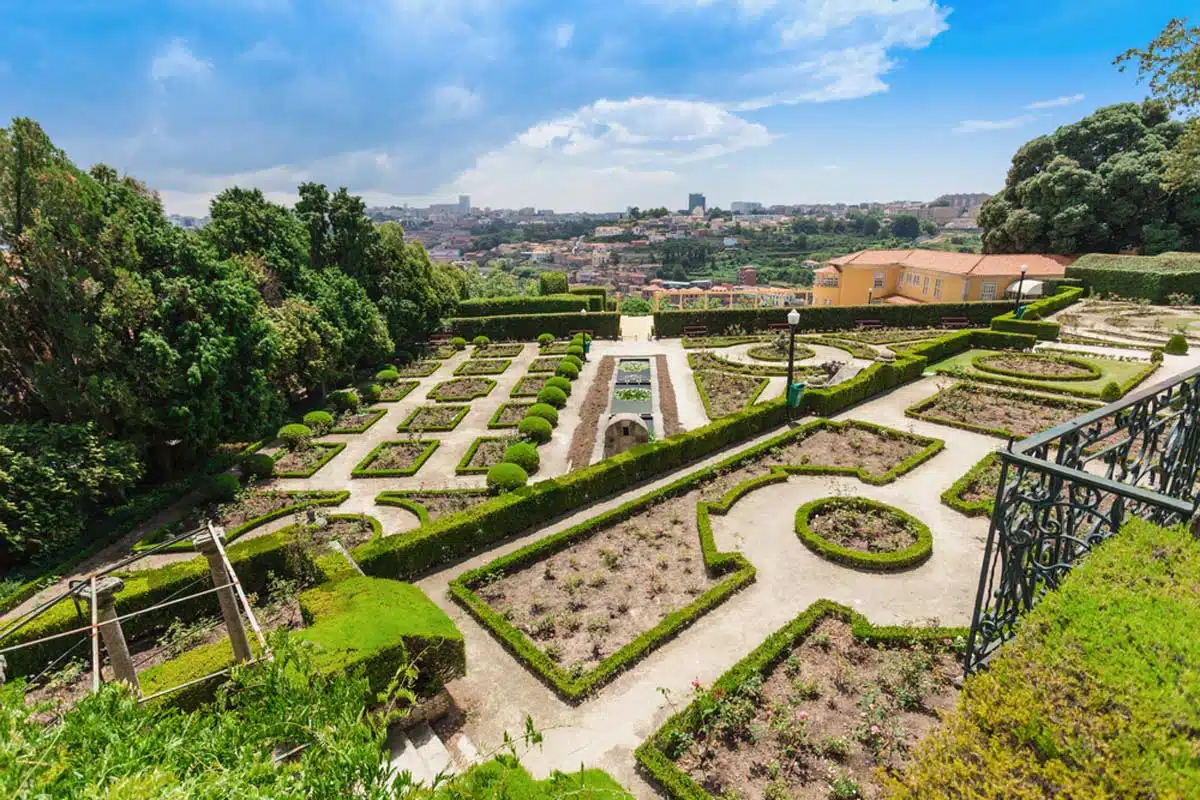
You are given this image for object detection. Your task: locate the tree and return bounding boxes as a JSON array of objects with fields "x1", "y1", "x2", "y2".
[
  {"x1": 645, "y1": 207, "x2": 669, "y2": 218},
  {"x1": 374, "y1": 222, "x2": 459, "y2": 347},
  {"x1": 920, "y1": 219, "x2": 939, "y2": 236},
  {"x1": 619, "y1": 296, "x2": 652, "y2": 315},
  {"x1": 0, "y1": 118, "x2": 67, "y2": 240},
  {"x1": 204, "y1": 188, "x2": 309, "y2": 294},
  {"x1": 890, "y1": 214, "x2": 921, "y2": 239},
  {"x1": 298, "y1": 268, "x2": 391, "y2": 375},
  {"x1": 538, "y1": 271, "x2": 568, "y2": 295},
  {"x1": 267, "y1": 298, "x2": 344, "y2": 396},
  {"x1": 862, "y1": 216, "x2": 882, "y2": 236}
]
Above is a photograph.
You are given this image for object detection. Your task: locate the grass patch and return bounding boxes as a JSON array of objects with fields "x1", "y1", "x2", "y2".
[{"x1": 931, "y1": 348, "x2": 1157, "y2": 399}]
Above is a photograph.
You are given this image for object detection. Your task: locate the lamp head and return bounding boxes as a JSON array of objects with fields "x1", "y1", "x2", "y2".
[{"x1": 787, "y1": 308, "x2": 800, "y2": 327}]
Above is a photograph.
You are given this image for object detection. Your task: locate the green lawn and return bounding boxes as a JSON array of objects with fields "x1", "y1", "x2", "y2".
[{"x1": 930, "y1": 349, "x2": 1156, "y2": 399}]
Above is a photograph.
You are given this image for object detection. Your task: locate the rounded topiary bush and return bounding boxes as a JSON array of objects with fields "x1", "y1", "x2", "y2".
[
  {"x1": 503, "y1": 442, "x2": 540, "y2": 474},
  {"x1": 329, "y1": 389, "x2": 360, "y2": 412},
  {"x1": 562, "y1": 354, "x2": 583, "y2": 370},
  {"x1": 545, "y1": 376, "x2": 572, "y2": 396},
  {"x1": 1165, "y1": 333, "x2": 1189, "y2": 355},
  {"x1": 205, "y1": 473, "x2": 241, "y2": 503},
  {"x1": 450, "y1": 336, "x2": 468, "y2": 351},
  {"x1": 240, "y1": 452, "x2": 275, "y2": 479},
  {"x1": 1151, "y1": 348, "x2": 1164, "y2": 364},
  {"x1": 537, "y1": 333, "x2": 555, "y2": 346},
  {"x1": 1101, "y1": 381, "x2": 1122, "y2": 402},
  {"x1": 518, "y1": 415, "x2": 554, "y2": 444},
  {"x1": 555, "y1": 361, "x2": 580, "y2": 380},
  {"x1": 536, "y1": 385, "x2": 568, "y2": 409},
  {"x1": 278, "y1": 423, "x2": 313, "y2": 449},
  {"x1": 303, "y1": 410, "x2": 334, "y2": 435},
  {"x1": 361, "y1": 384, "x2": 382, "y2": 404},
  {"x1": 566, "y1": 345, "x2": 585, "y2": 359},
  {"x1": 394, "y1": 350, "x2": 414, "y2": 365},
  {"x1": 472, "y1": 335, "x2": 491, "y2": 347},
  {"x1": 376, "y1": 368, "x2": 400, "y2": 384},
  {"x1": 525, "y1": 402, "x2": 559, "y2": 427},
  {"x1": 486, "y1": 462, "x2": 528, "y2": 493}
]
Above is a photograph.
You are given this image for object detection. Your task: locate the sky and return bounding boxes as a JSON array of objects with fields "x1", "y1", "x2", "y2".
[{"x1": 0, "y1": 1, "x2": 1187, "y2": 216}]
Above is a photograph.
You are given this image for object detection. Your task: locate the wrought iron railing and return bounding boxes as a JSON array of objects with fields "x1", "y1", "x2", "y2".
[{"x1": 964, "y1": 364, "x2": 1200, "y2": 674}]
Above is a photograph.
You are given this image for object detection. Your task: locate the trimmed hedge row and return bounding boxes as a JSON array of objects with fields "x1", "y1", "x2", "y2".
[
  {"x1": 350, "y1": 440, "x2": 441, "y2": 477},
  {"x1": 635, "y1": 599, "x2": 967, "y2": 799},
  {"x1": 940, "y1": 452, "x2": 1000, "y2": 517},
  {"x1": 1065, "y1": 252, "x2": 1200, "y2": 303},
  {"x1": 653, "y1": 300, "x2": 1012, "y2": 337},
  {"x1": 973, "y1": 352, "x2": 1100, "y2": 382},
  {"x1": 271, "y1": 442, "x2": 346, "y2": 478},
  {"x1": 454, "y1": 293, "x2": 602, "y2": 317},
  {"x1": 374, "y1": 489, "x2": 491, "y2": 527},
  {"x1": 933, "y1": 358, "x2": 1159, "y2": 401},
  {"x1": 905, "y1": 384, "x2": 1101, "y2": 439},
  {"x1": 794, "y1": 496, "x2": 933, "y2": 571},
  {"x1": 448, "y1": 312, "x2": 620, "y2": 341},
  {"x1": 569, "y1": 286, "x2": 608, "y2": 305},
  {"x1": 987, "y1": 287, "x2": 1084, "y2": 341}
]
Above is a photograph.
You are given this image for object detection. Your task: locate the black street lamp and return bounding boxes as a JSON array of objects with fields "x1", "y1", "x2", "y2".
[
  {"x1": 786, "y1": 307, "x2": 800, "y2": 421},
  {"x1": 1014, "y1": 264, "x2": 1028, "y2": 315}
]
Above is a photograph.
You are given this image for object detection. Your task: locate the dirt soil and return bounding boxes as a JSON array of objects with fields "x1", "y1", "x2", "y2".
[
  {"x1": 540, "y1": 343, "x2": 571, "y2": 355},
  {"x1": 530, "y1": 357, "x2": 564, "y2": 373},
  {"x1": 271, "y1": 446, "x2": 330, "y2": 475},
  {"x1": 695, "y1": 370, "x2": 765, "y2": 417},
  {"x1": 400, "y1": 406, "x2": 466, "y2": 430},
  {"x1": 457, "y1": 359, "x2": 509, "y2": 375},
  {"x1": 401, "y1": 491, "x2": 489, "y2": 521},
  {"x1": 429, "y1": 378, "x2": 492, "y2": 401},
  {"x1": 567, "y1": 356, "x2": 616, "y2": 469},
  {"x1": 980, "y1": 354, "x2": 1093, "y2": 379},
  {"x1": 765, "y1": 427, "x2": 927, "y2": 480},
  {"x1": 493, "y1": 403, "x2": 532, "y2": 426},
  {"x1": 918, "y1": 385, "x2": 1092, "y2": 438},
  {"x1": 365, "y1": 442, "x2": 434, "y2": 470},
  {"x1": 313, "y1": 516, "x2": 377, "y2": 549},
  {"x1": 475, "y1": 344, "x2": 524, "y2": 358},
  {"x1": 656, "y1": 354, "x2": 682, "y2": 437},
  {"x1": 675, "y1": 617, "x2": 960, "y2": 800},
  {"x1": 809, "y1": 504, "x2": 917, "y2": 553},
  {"x1": 465, "y1": 437, "x2": 519, "y2": 471},
  {"x1": 332, "y1": 408, "x2": 383, "y2": 431},
  {"x1": 397, "y1": 361, "x2": 440, "y2": 378},
  {"x1": 962, "y1": 459, "x2": 1001, "y2": 504},
  {"x1": 513, "y1": 376, "x2": 551, "y2": 397},
  {"x1": 380, "y1": 381, "x2": 419, "y2": 401}
]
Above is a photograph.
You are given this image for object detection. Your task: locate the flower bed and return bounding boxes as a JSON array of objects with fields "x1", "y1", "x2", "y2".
[
  {"x1": 329, "y1": 408, "x2": 386, "y2": 433},
  {"x1": 694, "y1": 370, "x2": 769, "y2": 419},
  {"x1": 636, "y1": 601, "x2": 964, "y2": 800},
  {"x1": 351, "y1": 440, "x2": 440, "y2": 477},
  {"x1": 745, "y1": 343, "x2": 816, "y2": 362},
  {"x1": 375, "y1": 489, "x2": 491, "y2": 525},
  {"x1": 426, "y1": 344, "x2": 458, "y2": 360},
  {"x1": 540, "y1": 342, "x2": 572, "y2": 355},
  {"x1": 396, "y1": 361, "x2": 441, "y2": 378},
  {"x1": 472, "y1": 343, "x2": 525, "y2": 358},
  {"x1": 396, "y1": 404, "x2": 469, "y2": 432},
  {"x1": 426, "y1": 377, "x2": 496, "y2": 402},
  {"x1": 456, "y1": 436, "x2": 521, "y2": 475},
  {"x1": 795, "y1": 497, "x2": 932, "y2": 571},
  {"x1": 681, "y1": 335, "x2": 767, "y2": 349},
  {"x1": 488, "y1": 402, "x2": 533, "y2": 429},
  {"x1": 269, "y1": 442, "x2": 345, "y2": 478},
  {"x1": 973, "y1": 352, "x2": 1100, "y2": 381},
  {"x1": 528, "y1": 357, "x2": 564, "y2": 373},
  {"x1": 930, "y1": 348, "x2": 1157, "y2": 399},
  {"x1": 841, "y1": 327, "x2": 952, "y2": 344},
  {"x1": 378, "y1": 380, "x2": 419, "y2": 401},
  {"x1": 511, "y1": 375, "x2": 551, "y2": 397},
  {"x1": 940, "y1": 453, "x2": 1001, "y2": 517},
  {"x1": 454, "y1": 358, "x2": 511, "y2": 376},
  {"x1": 906, "y1": 383, "x2": 1099, "y2": 439}
]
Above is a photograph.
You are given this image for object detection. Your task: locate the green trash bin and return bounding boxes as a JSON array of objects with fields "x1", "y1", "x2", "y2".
[
  {"x1": 583, "y1": 337, "x2": 592, "y2": 355},
  {"x1": 1014, "y1": 305, "x2": 1026, "y2": 319},
  {"x1": 786, "y1": 381, "x2": 805, "y2": 408}
]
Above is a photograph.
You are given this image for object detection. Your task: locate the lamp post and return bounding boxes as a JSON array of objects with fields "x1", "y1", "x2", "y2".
[
  {"x1": 1014, "y1": 264, "x2": 1028, "y2": 315},
  {"x1": 786, "y1": 307, "x2": 800, "y2": 421}
]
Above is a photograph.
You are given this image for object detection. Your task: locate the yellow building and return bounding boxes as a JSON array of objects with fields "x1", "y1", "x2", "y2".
[{"x1": 810, "y1": 250, "x2": 1073, "y2": 307}]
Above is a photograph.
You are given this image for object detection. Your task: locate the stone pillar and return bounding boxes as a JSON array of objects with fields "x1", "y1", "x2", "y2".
[
  {"x1": 77, "y1": 577, "x2": 140, "y2": 693},
  {"x1": 193, "y1": 528, "x2": 253, "y2": 664}
]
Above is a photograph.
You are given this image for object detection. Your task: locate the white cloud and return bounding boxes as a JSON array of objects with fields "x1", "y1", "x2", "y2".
[
  {"x1": 553, "y1": 22, "x2": 575, "y2": 49},
  {"x1": 952, "y1": 115, "x2": 1037, "y2": 134},
  {"x1": 150, "y1": 39, "x2": 212, "y2": 81},
  {"x1": 1025, "y1": 93, "x2": 1085, "y2": 110},
  {"x1": 241, "y1": 38, "x2": 289, "y2": 63},
  {"x1": 430, "y1": 85, "x2": 482, "y2": 119}
]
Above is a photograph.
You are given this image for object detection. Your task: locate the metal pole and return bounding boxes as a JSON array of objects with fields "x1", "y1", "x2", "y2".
[
  {"x1": 786, "y1": 323, "x2": 796, "y2": 423},
  {"x1": 89, "y1": 577, "x2": 100, "y2": 694},
  {"x1": 1014, "y1": 268, "x2": 1026, "y2": 314}
]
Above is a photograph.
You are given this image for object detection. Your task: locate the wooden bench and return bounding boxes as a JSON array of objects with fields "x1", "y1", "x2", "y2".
[
  {"x1": 941, "y1": 316, "x2": 970, "y2": 329},
  {"x1": 683, "y1": 326, "x2": 709, "y2": 337},
  {"x1": 855, "y1": 319, "x2": 883, "y2": 330},
  {"x1": 767, "y1": 323, "x2": 792, "y2": 333},
  {"x1": 569, "y1": 329, "x2": 594, "y2": 338},
  {"x1": 428, "y1": 333, "x2": 452, "y2": 344}
]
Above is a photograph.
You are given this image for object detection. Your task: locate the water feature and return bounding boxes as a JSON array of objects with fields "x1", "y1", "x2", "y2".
[{"x1": 611, "y1": 358, "x2": 654, "y2": 431}]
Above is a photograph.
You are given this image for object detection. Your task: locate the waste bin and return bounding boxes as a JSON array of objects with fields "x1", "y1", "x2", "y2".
[
  {"x1": 786, "y1": 381, "x2": 805, "y2": 409},
  {"x1": 1014, "y1": 305, "x2": 1027, "y2": 319},
  {"x1": 583, "y1": 337, "x2": 592, "y2": 355}
]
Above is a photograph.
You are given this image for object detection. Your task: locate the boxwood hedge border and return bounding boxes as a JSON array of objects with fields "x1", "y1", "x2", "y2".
[
  {"x1": 693, "y1": 371, "x2": 770, "y2": 420},
  {"x1": 941, "y1": 452, "x2": 999, "y2": 518},
  {"x1": 350, "y1": 440, "x2": 440, "y2": 478},
  {"x1": 905, "y1": 383, "x2": 1101, "y2": 439},
  {"x1": 933, "y1": 357, "x2": 1158, "y2": 400},
  {"x1": 488, "y1": 401, "x2": 533, "y2": 429},
  {"x1": 528, "y1": 356, "x2": 565, "y2": 374},
  {"x1": 374, "y1": 489, "x2": 491, "y2": 527},
  {"x1": 427, "y1": 377, "x2": 497, "y2": 402},
  {"x1": 456, "y1": 436, "x2": 514, "y2": 475},
  {"x1": 270, "y1": 441, "x2": 346, "y2": 478},
  {"x1": 973, "y1": 352, "x2": 1100, "y2": 382},
  {"x1": 329, "y1": 407, "x2": 387, "y2": 433},
  {"x1": 454, "y1": 358, "x2": 512, "y2": 377},
  {"x1": 794, "y1": 496, "x2": 933, "y2": 571},
  {"x1": 396, "y1": 404, "x2": 470, "y2": 432},
  {"x1": 470, "y1": 343, "x2": 526, "y2": 358},
  {"x1": 378, "y1": 380, "x2": 420, "y2": 402},
  {"x1": 510, "y1": 375, "x2": 550, "y2": 398}
]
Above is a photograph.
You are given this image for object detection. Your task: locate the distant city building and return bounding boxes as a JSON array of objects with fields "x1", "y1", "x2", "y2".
[
  {"x1": 458, "y1": 195, "x2": 471, "y2": 215},
  {"x1": 731, "y1": 201, "x2": 763, "y2": 214},
  {"x1": 688, "y1": 193, "x2": 706, "y2": 214},
  {"x1": 593, "y1": 226, "x2": 624, "y2": 238},
  {"x1": 738, "y1": 266, "x2": 758, "y2": 286}
]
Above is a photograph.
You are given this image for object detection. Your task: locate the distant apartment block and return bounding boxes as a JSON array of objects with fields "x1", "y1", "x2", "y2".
[
  {"x1": 593, "y1": 226, "x2": 624, "y2": 238},
  {"x1": 730, "y1": 201, "x2": 763, "y2": 214},
  {"x1": 738, "y1": 265, "x2": 757, "y2": 286},
  {"x1": 688, "y1": 193, "x2": 706, "y2": 214}
]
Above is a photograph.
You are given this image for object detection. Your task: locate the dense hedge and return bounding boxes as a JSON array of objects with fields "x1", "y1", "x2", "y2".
[
  {"x1": 454, "y1": 293, "x2": 601, "y2": 317},
  {"x1": 350, "y1": 440, "x2": 440, "y2": 477},
  {"x1": 653, "y1": 300, "x2": 1012, "y2": 337},
  {"x1": 795, "y1": 496, "x2": 933, "y2": 571},
  {"x1": 941, "y1": 453, "x2": 1000, "y2": 517},
  {"x1": 271, "y1": 441, "x2": 346, "y2": 478},
  {"x1": 987, "y1": 286, "x2": 1084, "y2": 340},
  {"x1": 887, "y1": 519, "x2": 1200, "y2": 798},
  {"x1": 448, "y1": 312, "x2": 620, "y2": 340},
  {"x1": 1065, "y1": 252, "x2": 1200, "y2": 303},
  {"x1": 568, "y1": 286, "x2": 608, "y2": 306}
]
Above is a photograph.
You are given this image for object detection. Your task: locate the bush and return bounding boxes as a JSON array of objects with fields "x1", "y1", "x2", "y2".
[
  {"x1": 525, "y1": 403, "x2": 559, "y2": 427},
  {"x1": 361, "y1": 384, "x2": 382, "y2": 404},
  {"x1": 537, "y1": 333, "x2": 555, "y2": 346},
  {"x1": 1151, "y1": 348, "x2": 1165, "y2": 363},
  {"x1": 394, "y1": 350, "x2": 414, "y2": 365},
  {"x1": 455, "y1": 293, "x2": 601, "y2": 317},
  {"x1": 329, "y1": 389, "x2": 360, "y2": 412},
  {"x1": 450, "y1": 336, "x2": 468, "y2": 350},
  {"x1": 562, "y1": 354, "x2": 583, "y2": 370},
  {"x1": 539, "y1": 271, "x2": 569, "y2": 296},
  {"x1": 445, "y1": 312, "x2": 620, "y2": 341},
  {"x1": 1066, "y1": 252, "x2": 1200, "y2": 304},
  {"x1": 278, "y1": 423, "x2": 313, "y2": 450},
  {"x1": 204, "y1": 473, "x2": 241, "y2": 503},
  {"x1": 653, "y1": 301, "x2": 1013, "y2": 337},
  {"x1": 240, "y1": 453, "x2": 275, "y2": 479},
  {"x1": 303, "y1": 411, "x2": 334, "y2": 435},
  {"x1": 502, "y1": 442, "x2": 540, "y2": 474},
  {"x1": 518, "y1": 416, "x2": 554, "y2": 444},
  {"x1": 545, "y1": 376, "x2": 572, "y2": 396},
  {"x1": 486, "y1": 462, "x2": 528, "y2": 493},
  {"x1": 1100, "y1": 381, "x2": 1122, "y2": 402},
  {"x1": 555, "y1": 362, "x2": 580, "y2": 380},
  {"x1": 536, "y1": 386, "x2": 568, "y2": 409},
  {"x1": 1165, "y1": 333, "x2": 1189, "y2": 355},
  {"x1": 472, "y1": 335, "x2": 491, "y2": 347},
  {"x1": 375, "y1": 369, "x2": 400, "y2": 384}
]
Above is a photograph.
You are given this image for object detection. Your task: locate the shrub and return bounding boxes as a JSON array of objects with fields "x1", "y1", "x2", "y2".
[
  {"x1": 1151, "y1": 348, "x2": 1165, "y2": 363},
  {"x1": 503, "y1": 442, "x2": 540, "y2": 474},
  {"x1": 278, "y1": 423, "x2": 313, "y2": 450},
  {"x1": 562, "y1": 354, "x2": 583, "y2": 370},
  {"x1": 303, "y1": 411, "x2": 334, "y2": 435},
  {"x1": 486, "y1": 462, "x2": 528, "y2": 493},
  {"x1": 450, "y1": 336, "x2": 468, "y2": 350},
  {"x1": 545, "y1": 376, "x2": 572, "y2": 396},
  {"x1": 445, "y1": 312, "x2": 620, "y2": 341},
  {"x1": 525, "y1": 403, "x2": 559, "y2": 427},
  {"x1": 555, "y1": 362, "x2": 580, "y2": 380},
  {"x1": 472, "y1": 335, "x2": 491, "y2": 347},
  {"x1": 454, "y1": 294, "x2": 601, "y2": 317},
  {"x1": 361, "y1": 384, "x2": 382, "y2": 404},
  {"x1": 204, "y1": 473, "x2": 241, "y2": 503},
  {"x1": 329, "y1": 389, "x2": 360, "y2": 412},
  {"x1": 1101, "y1": 381, "x2": 1122, "y2": 402},
  {"x1": 1165, "y1": 333, "x2": 1189, "y2": 355},
  {"x1": 375, "y1": 369, "x2": 400, "y2": 384},
  {"x1": 539, "y1": 271, "x2": 569, "y2": 296},
  {"x1": 240, "y1": 453, "x2": 275, "y2": 479},
  {"x1": 518, "y1": 416, "x2": 554, "y2": 444},
  {"x1": 536, "y1": 386, "x2": 568, "y2": 409},
  {"x1": 537, "y1": 333, "x2": 555, "y2": 346},
  {"x1": 394, "y1": 350, "x2": 414, "y2": 365}
]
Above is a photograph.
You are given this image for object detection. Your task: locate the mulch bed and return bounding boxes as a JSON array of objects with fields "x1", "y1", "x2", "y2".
[
  {"x1": 540, "y1": 343, "x2": 572, "y2": 355},
  {"x1": 695, "y1": 370, "x2": 766, "y2": 418},
  {"x1": 427, "y1": 345, "x2": 458, "y2": 360},
  {"x1": 512, "y1": 375, "x2": 551, "y2": 397},
  {"x1": 398, "y1": 405, "x2": 467, "y2": 431},
  {"x1": 379, "y1": 381, "x2": 419, "y2": 401},
  {"x1": 271, "y1": 446, "x2": 334, "y2": 475},
  {"x1": 529, "y1": 357, "x2": 564, "y2": 373},
  {"x1": 809, "y1": 503, "x2": 917, "y2": 553},
  {"x1": 455, "y1": 359, "x2": 510, "y2": 376},
  {"x1": 913, "y1": 384, "x2": 1094, "y2": 439},
  {"x1": 656, "y1": 354, "x2": 682, "y2": 437},
  {"x1": 360, "y1": 442, "x2": 435, "y2": 472},
  {"x1": 309, "y1": 515, "x2": 378, "y2": 549},
  {"x1": 428, "y1": 378, "x2": 494, "y2": 402},
  {"x1": 566, "y1": 355, "x2": 616, "y2": 469},
  {"x1": 396, "y1": 361, "x2": 441, "y2": 378},
  {"x1": 398, "y1": 491, "x2": 490, "y2": 521}
]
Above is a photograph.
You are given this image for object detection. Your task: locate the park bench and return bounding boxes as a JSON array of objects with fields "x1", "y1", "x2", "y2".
[
  {"x1": 683, "y1": 326, "x2": 709, "y2": 337},
  {"x1": 941, "y1": 316, "x2": 970, "y2": 329},
  {"x1": 570, "y1": 329, "x2": 594, "y2": 338},
  {"x1": 767, "y1": 323, "x2": 792, "y2": 333},
  {"x1": 855, "y1": 319, "x2": 883, "y2": 330},
  {"x1": 428, "y1": 333, "x2": 452, "y2": 344}
]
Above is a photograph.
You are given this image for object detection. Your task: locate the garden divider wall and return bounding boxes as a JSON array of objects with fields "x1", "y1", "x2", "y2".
[{"x1": 446, "y1": 311, "x2": 620, "y2": 340}]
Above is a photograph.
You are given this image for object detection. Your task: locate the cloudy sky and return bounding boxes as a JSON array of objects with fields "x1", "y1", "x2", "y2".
[{"x1": 0, "y1": 1, "x2": 1183, "y2": 215}]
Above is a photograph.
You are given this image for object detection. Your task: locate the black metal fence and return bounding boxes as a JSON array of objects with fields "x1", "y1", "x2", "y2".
[{"x1": 964, "y1": 364, "x2": 1200, "y2": 673}]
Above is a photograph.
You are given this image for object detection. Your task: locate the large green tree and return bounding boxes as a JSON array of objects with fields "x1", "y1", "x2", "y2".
[
  {"x1": 374, "y1": 222, "x2": 459, "y2": 346},
  {"x1": 204, "y1": 187, "x2": 309, "y2": 293}
]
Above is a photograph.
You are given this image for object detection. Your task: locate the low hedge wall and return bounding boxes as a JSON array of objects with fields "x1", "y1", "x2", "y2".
[
  {"x1": 940, "y1": 452, "x2": 1000, "y2": 517},
  {"x1": 271, "y1": 442, "x2": 346, "y2": 478},
  {"x1": 569, "y1": 286, "x2": 608, "y2": 305},
  {"x1": 374, "y1": 489, "x2": 491, "y2": 527},
  {"x1": 454, "y1": 294, "x2": 602, "y2": 317},
  {"x1": 635, "y1": 599, "x2": 967, "y2": 799},
  {"x1": 794, "y1": 496, "x2": 933, "y2": 571},
  {"x1": 350, "y1": 440, "x2": 440, "y2": 477},
  {"x1": 987, "y1": 287, "x2": 1084, "y2": 341},
  {"x1": 447, "y1": 312, "x2": 620, "y2": 341},
  {"x1": 692, "y1": 371, "x2": 769, "y2": 419},
  {"x1": 1065, "y1": 252, "x2": 1200, "y2": 303},
  {"x1": 886, "y1": 518, "x2": 1200, "y2": 798}
]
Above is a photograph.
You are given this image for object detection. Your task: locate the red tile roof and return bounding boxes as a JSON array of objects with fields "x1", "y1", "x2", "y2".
[
  {"x1": 900, "y1": 250, "x2": 984, "y2": 275},
  {"x1": 824, "y1": 249, "x2": 1073, "y2": 278},
  {"x1": 968, "y1": 253, "x2": 1074, "y2": 276}
]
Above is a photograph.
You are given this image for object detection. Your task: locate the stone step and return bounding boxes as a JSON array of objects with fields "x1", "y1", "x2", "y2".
[
  {"x1": 447, "y1": 730, "x2": 481, "y2": 771},
  {"x1": 386, "y1": 725, "x2": 435, "y2": 786},
  {"x1": 409, "y1": 721, "x2": 456, "y2": 781}
]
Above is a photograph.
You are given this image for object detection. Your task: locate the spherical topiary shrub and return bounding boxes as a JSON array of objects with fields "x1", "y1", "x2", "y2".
[
  {"x1": 1165, "y1": 333, "x2": 1189, "y2": 355},
  {"x1": 394, "y1": 350, "x2": 414, "y2": 365},
  {"x1": 205, "y1": 473, "x2": 241, "y2": 503},
  {"x1": 240, "y1": 452, "x2": 275, "y2": 479},
  {"x1": 525, "y1": 402, "x2": 559, "y2": 427},
  {"x1": 361, "y1": 384, "x2": 382, "y2": 404},
  {"x1": 486, "y1": 462, "x2": 528, "y2": 493},
  {"x1": 536, "y1": 385, "x2": 568, "y2": 409},
  {"x1": 562, "y1": 354, "x2": 583, "y2": 370},
  {"x1": 278, "y1": 423, "x2": 313, "y2": 450},
  {"x1": 472, "y1": 335, "x2": 491, "y2": 347},
  {"x1": 376, "y1": 368, "x2": 400, "y2": 384},
  {"x1": 503, "y1": 442, "x2": 540, "y2": 474},
  {"x1": 1100, "y1": 381, "x2": 1122, "y2": 402},
  {"x1": 537, "y1": 333, "x2": 555, "y2": 346},
  {"x1": 1151, "y1": 348, "x2": 1164, "y2": 364},
  {"x1": 545, "y1": 376, "x2": 572, "y2": 396},
  {"x1": 566, "y1": 345, "x2": 585, "y2": 359},
  {"x1": 450, "y1": 336, "x2": 468, "y2": 351},
  {"x1": 329, "y1": 389, "x2": 360, "y2": 411},
  {"x1": 303, "y1": 411, "x2": 334, "y2": 435},
  {"x1": 555, "y1": 361, "x2": 580, "y2": 380},
  {"x1": 518, "y1": 415, "x2": 554, "y2": 444}
]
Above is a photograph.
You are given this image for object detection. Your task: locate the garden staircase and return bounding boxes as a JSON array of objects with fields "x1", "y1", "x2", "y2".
[{"x1": 387, "y1": 720, "x2": 479, "y2": 787}]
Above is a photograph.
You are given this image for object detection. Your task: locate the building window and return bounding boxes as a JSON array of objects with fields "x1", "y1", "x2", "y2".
[
  {"x1": 815, "y1": 275, "x2": 839, "y2": 288},
  {"x1": 922, "y1": 276, "x2": 930, "y2": 296},
  {"x1": 873, "y1": 272, "x2": 885, "y2": 289},
  {"x1": 981, "y1": 282, "x2": 997, "y2": 301},
  {"x1": 823, "y1": 298, "x2": 831, "y2": 306},
  {"x1": 934, "y1": 278, "x2": 942, "y2": 300}
]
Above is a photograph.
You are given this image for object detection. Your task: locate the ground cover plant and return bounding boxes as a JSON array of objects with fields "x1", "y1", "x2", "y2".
[
  {"x1": 329, "y1": 407, "x2": 387, "y2": 433},
  {"x1": 471, "y1": 343, "x2": 525, "y2": 358},
  {"x1": 529, "y1": 357, "x2": 564, "y2": 373},
  {"x1": 375, "y1": 489, "x2": 491, "y2": 525},
  {"x1": 457, "y1": 436, "x2": 522, "y2": 475},
  {"x1": 511, "y1": 375, "x2": 551, "y2": 397},
  {"x1": 930, "y1": 348, "x2": 1156, "y2": 399},
  {"x1": 637, "y1": 601, "x2": 964, "y2": 800},
  {"x1": 455, "y1": 358, "x2": 511, "y2": 376},
  {"x1": 351, "y1": 440, "x2": 440, "y2": 477},
  {"x1": 427, "y1": 377, "x2": 497, "y2": 402},
  {"x1": 941, "y1": 453, "x2": 1001, "y2": 517},
  {"x1": 906, "y1": 383, "x2": 1099, "y2": 439},
  {"x1": 694, "y1": 370, "x2": 769, "y2": 419},
  {"x1": 615, "y1": 387, "x2": 652, "y2": 402},
  {"x1": 396, "y1": 361, "x2": 442, "y2": 378},
  {"x1": 379, "y1": 380, "x2": 419, "y2": 401},
  {"x1": 397, "y1": 405, "x2": 470, "y2": 432},
  {"x1": 489, "y1": 402, "x2": 533, "y2": 429},
  {"x1": 796, "y1": 497, "x2": 932, "y2": 571}
]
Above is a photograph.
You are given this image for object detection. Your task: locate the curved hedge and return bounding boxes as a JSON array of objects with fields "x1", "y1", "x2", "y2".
[
  {"x1": 794, "y1": 497, "x2": 932, "y2": 571},
  {"x1": 303, "y1": 411, "x2": 334, "y2": 435},
  {"x1": 973, "y1": 352, "x2": 1100, "y2": 382}
]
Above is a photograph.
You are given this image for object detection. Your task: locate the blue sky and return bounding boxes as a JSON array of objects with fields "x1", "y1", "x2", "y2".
[{"x1": 0, "y1": 1, "x2": 1185, "y2": 215}]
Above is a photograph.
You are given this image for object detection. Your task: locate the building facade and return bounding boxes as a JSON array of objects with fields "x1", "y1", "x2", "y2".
[{"x1": 688, "y1": 193, "x2": 706, "y2": 214}]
